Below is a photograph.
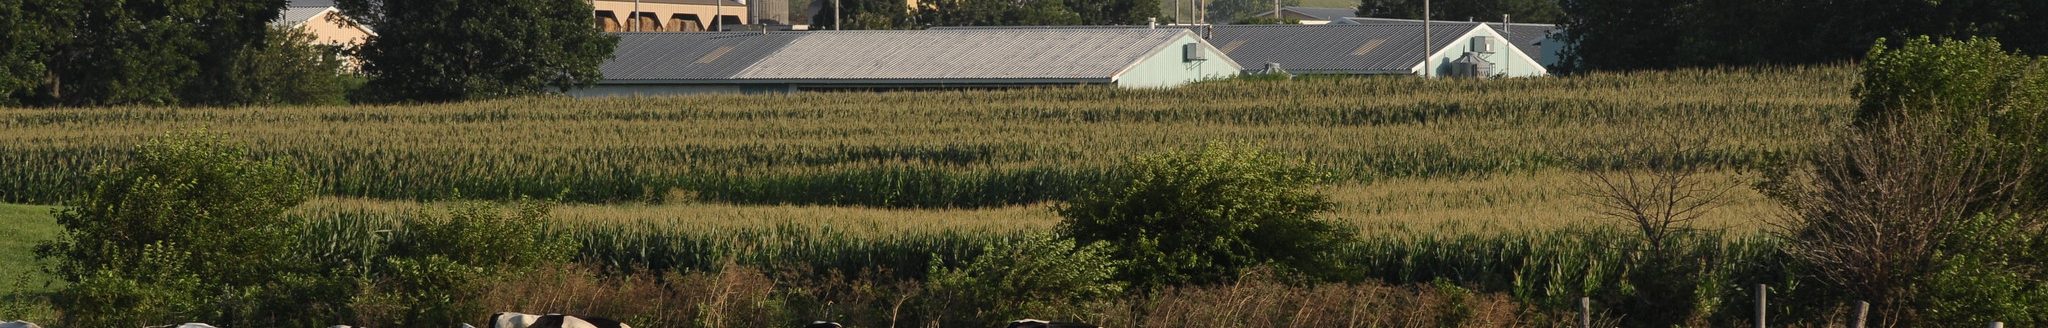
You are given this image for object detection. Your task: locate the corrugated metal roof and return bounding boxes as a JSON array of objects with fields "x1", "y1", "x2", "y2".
[
  {"x1": 1340, "y1": 17, "x2": 1557, "y2": 56},
  {"x1": 273, "y1": 7, "x2": 331, "y2": 27},
  {"x1": 286, "y1": 0, "x2": 332, "y2": 8},
  {"x1": 1204, "y1": 24, "x2": 1480, "y2": 74},
  {"x1": 604, "y1": 32, "x2": 801, "y2": 81},
  {"x1": 602, "y1": 29, "x2": 1212, "y2": 83},
  {"x1": 737, "y1": 29, "x2": 1189, "y2": 80}
]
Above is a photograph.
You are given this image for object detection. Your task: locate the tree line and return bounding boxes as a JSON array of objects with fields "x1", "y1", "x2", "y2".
[{"x1": 0, "y1": 0, "x2": 616, "y2": 106}]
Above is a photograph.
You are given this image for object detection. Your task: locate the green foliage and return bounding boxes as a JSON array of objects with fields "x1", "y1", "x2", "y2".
[
  {"x1": 337, "y1": 0, "x2": 618, "y2": 103},
  {"x1": 1921, "y1": 213, "x2": 2048, "y2": 326},
  {"x1": 1205, "y1": 0, "x2": 1301, "y2": 24},
  {"x1": 1856, "y1": 37, "x2": 2048, "y2": 210},
  {"x1": 230, "y1": 27, "x2": 359, "y2": 106},
  {"x1": 0, "y1": 0, "x2": 48, "y2": 105},
  {"x1": 1761, "y1": 37, "x2": 2048, "y2": 326},
  {"x1": 925, "y1": 234, "x2": 1124, "y2": 326},
  {"x1": 2, "y1": 0, "x2": 362, "y2": 106},
  {"x1": 343, "y1": 200, "x2": 575, "y2": 327},
  {"x1": 1058, "y1": 143, "x2": 1352, "y2": 288},
  {"x1": 1856, "y1": 37, "x2": 2048, "y2": 131},
  {"x1": 35, "y1": 0, "x2": 293, "y2": 106},
  {"x1": 36, "y1": 132, "x2": 312, "y2": 326},
  {"x1": 811, "y1": 0, "x2": 915, "y2": 29},
  {"x1": 1358, "y1": 0, "x2": 1564, "y2": 23},
  {"x1": 1559, "y1": 0, "x2": 2048, "y2": 71},
  {"x1": 1348, "y1": 227, "x2": 1807, "y2": 326},
  {"x1": 1061, "y1": 0, "x2": 1161, "y2": 25},
  {"x1": 918, "y1": 0, "x2": 1083, "y2": 26}
]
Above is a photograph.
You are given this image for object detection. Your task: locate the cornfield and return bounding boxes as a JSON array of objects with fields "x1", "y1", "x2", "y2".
[{"x1": 0, "y1": 66, "x2": 1854, "y2": 207}]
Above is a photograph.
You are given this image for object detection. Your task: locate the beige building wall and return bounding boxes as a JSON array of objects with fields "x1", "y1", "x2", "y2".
[
  {"x1": 592, "y1": 0, "x2": 751, "y2": 32},
  {"x1": 295, "y1": 10, "x2": 371, "y2": 48}
]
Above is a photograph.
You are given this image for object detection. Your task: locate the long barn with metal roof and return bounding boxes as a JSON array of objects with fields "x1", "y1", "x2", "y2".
[
  {"x1": 1336, "y1": 17, "x2": 1565, "y2": 68},
  {"x1": 934, "y1": 23, "x2": 1549, "y2": 77},
  {"x1": 1204, "y1": 24, "x2": 1547, "y2": 77},
  {"x1": 575, "y1": 29, "x2": 1244, "y2": 97}
]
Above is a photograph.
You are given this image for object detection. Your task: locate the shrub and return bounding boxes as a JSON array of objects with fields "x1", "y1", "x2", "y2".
[
  {"x1": 36, "y1": 132, "x2": 312, "y2": 327},
  {"x1": 1769, "y1": 37, "x2": 2048, "y2": 326},
  {"x1": 1057, "y1": 143, "x2": 1352, "y2": 288},
  {"x1": 349, "y1": 200, "x2": 577, "y2": 327},
  {"x1": 231, "y1": 26, "x2": 357, "y2": 106},
  {"x1": 924, "y1": 234, "x2": 1123, "y2": 326}
]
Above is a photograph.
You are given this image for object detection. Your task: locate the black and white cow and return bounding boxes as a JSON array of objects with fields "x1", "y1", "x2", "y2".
[
  {"x1": 0, "y1": 320, "x2": 43, "y2": 328},
  {"x1": 490, "y1": 312, "x2": 632, "y2": 328}
]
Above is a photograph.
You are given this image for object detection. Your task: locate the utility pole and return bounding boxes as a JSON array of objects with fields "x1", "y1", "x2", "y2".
[
  {"x1": 1503, "y1": 14, "x2": 1511, "y2": 76},
  {"x1": 632, "y1": 0, "x2": 641, "y2": 32},
  {"x1": 1273, "y1": 0, "x2": 1280, "y2": 22},
  {"x1": 716, "y1": 0, "x2": 724, "y2": 31},
  {"x1": 833, "y1": 0, "x2": 841, "y2": 30},
  {"x1": 1422, "y1": 0, "x2": 1431, "y2": 77}
]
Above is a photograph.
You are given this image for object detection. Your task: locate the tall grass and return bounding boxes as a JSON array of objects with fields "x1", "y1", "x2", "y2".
[{"x1": 0, "y1": 66, "x2": 1853, "y2": 207}]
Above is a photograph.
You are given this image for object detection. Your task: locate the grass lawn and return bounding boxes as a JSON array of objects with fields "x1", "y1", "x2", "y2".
[{"x1": 0, "y1": 203, "x2": 59, "y2": 296}]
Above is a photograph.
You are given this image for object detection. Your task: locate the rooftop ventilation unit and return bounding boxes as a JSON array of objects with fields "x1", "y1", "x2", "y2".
[
  {"x1": 1184, "y1": 43, "x2": 1206, "y2": 62},
  {"x1": 1470, "y1": 36, "x2": 1495, "y2": 53}
]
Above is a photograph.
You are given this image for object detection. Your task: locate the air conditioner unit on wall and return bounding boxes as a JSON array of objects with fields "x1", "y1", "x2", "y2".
[
  {"x1": 1184, "y1": 43, "x2": 1206, "y2": 62},
  {"x1": 1471, "y1": 36, "x2": 1494, "y2": 53}
]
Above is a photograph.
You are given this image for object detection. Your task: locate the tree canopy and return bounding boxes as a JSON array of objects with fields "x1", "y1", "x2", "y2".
[
  {"x1": 1356, "y1": 0, "x2": 1563, "y2": 23},
  {"x1": 1560, "y1": 0, "x2": 2048, "y2": 71},
  {"x1": 336, "y1": 0, "x2": 617, "y2": 103}
]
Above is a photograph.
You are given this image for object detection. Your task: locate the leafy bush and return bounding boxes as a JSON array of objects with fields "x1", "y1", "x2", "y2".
[
  {"x1": 37, "y1": 132, "x2": 313, "y2": 327},
  {"x1": 1767, "y1": 37, "x2": 2048, "y2": 326},
  {"x1": 347, "y1": 200, "x2": 576, "y2": 327},
  {"x1": 231, "y1": 26, "x2": 358, "y2": 106},
  {"x1": 1058, "y1": 143, "x2": 1352, "y2": 288},
  {"x1": 1855, "y1": 37, "x2": 2048, "y2": 128},
  {"x1": 924, "y1": 234, "x2": 1123, "y2": 326}
]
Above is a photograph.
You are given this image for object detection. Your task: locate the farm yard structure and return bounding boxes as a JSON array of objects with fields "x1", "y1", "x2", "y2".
[
  {"x1": 1336, "y1": 17, "x2": 1566, "y2": 68},
  {"x1": 576, "y1": 29, "x2": 1243, "y2": 97},
  {"x1": 273, "y1": 0, "x2": 373, "y2": 49},
  {"x1": 938, "y1": 24, "x2": 1548, "y2": 77},
  {"x1": 1203, "y1": 24, "x2": 1547, "y2": 77},
  {"x1": 592, "y1": 0, "x2": 761, "y2": 32}
]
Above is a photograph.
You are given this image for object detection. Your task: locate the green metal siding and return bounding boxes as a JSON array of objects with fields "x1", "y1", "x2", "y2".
[
  {"x1": 1114, "y1": 35, "x2": 1242, "y2": 88},
  {"x1": 1419, "y1": 26, "x2": 1549, "y2": 77}
]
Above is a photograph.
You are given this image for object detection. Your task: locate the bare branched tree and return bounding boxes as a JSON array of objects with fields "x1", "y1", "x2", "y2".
[
  {"x1": 1578, "y1": 134, "x2": 1736, "y2": 252},
  {"x1": 1767, "y1": 112, "x2": 2033, "y2": 327},
  {"x1": 1582, "y1": 165, "x2": 1737, "y2": 252}
]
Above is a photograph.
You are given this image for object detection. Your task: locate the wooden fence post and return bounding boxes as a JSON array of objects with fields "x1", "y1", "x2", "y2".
[
  {"x1": 1579, "y1": 296, "x2": 1592, "y2": 328},
  {"x1": 1852, "y1": 301, "x2": 1868, "y2": 328},
  {"x1": 1755, "y1": 284, "x2": 1768, "y2": 328}
]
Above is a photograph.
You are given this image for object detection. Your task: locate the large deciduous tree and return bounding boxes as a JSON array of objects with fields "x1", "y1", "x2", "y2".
[
  {"x1": 336, "y1": 0, "x2": 618, "y2": 103},
  {"x1": 37, "y1": 0, "x2": 289, "y2": 106},
  {"x1": 0, "y1": 0, "x2": 48, "y2": 104},
  {"x1": 1559, "y1": 0, "x2": 2048, "y2": 71},
  {"x1": 1063, "y1": 0, "x2": 1160, "y2": 25}
]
